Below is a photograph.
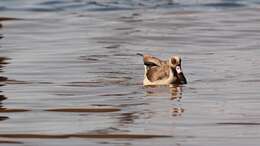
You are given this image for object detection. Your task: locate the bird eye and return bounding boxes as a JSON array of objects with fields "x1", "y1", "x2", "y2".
[{"x1": 176, "y1": 66, "x2": 181, "y2": 73}]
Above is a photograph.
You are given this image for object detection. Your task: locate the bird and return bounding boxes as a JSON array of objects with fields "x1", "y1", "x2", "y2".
[{"x1": 137, "y1": 53, "x2": 187, "y2": 86}]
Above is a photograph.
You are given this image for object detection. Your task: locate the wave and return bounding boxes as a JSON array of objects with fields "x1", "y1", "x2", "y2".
[{"x1": 0, "y1": 0, "x2": 259, "y2": 12}]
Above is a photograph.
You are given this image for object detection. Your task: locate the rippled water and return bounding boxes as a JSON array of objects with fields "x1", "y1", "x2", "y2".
[{"x1": 1, "y1": 0, "x2": 260, "y2": 145}]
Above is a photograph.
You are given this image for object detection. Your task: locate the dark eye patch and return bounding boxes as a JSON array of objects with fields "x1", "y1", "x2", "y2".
[{"x1": 171, "y1": 58, "x2": 177, "y2": 65}]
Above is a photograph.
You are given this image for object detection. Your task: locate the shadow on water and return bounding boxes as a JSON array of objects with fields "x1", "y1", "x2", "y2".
[
  {"x1": 216, "y1": 122, "x2": 260, "y2": 126},
  {"x1": 0, "y1": 17, "x2": 19, "y2": 21},
  {"x1": 0, "y1": 133, "x2": 172, "y2": 139},
  {"x1": 45, "y1": 107, "x2": 121, "y2": 112},
  {"x1": 0, "y1": 56, "x2": 9, "y2": 118},
  {"x1": 0, "y1": 140, "x2": 23, "y2": 144}
]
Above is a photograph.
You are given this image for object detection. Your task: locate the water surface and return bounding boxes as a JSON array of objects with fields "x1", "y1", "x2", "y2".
[{"x1": 1, "y1": 0, "x2": 260, "y2": 145}]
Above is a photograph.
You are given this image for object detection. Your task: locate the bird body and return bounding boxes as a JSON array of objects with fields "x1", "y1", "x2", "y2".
[{"x1": 138, "y1": 54, "x2": 187, "y2": 86}]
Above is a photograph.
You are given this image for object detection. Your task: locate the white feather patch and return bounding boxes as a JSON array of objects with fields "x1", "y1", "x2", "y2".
[{"x1": 176, "y1": 66, "x2": 182, "y2": 74}]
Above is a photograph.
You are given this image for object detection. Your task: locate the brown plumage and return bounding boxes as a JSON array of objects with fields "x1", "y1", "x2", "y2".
[{"x1": 146, "y1": 63, "x2": 170, "y2": 82}]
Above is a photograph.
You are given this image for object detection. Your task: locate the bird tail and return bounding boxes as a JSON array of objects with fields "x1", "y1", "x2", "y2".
[{"x1": 136, "y1": 53, "x2": 143, "y2": 56}]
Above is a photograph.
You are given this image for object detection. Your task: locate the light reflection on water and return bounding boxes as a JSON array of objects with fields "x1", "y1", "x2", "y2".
[{"x1": 1, "y1": 0, "x2": 260, "y2": 145}]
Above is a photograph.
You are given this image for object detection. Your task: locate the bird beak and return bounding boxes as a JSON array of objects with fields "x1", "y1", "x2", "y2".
[{"x1": 175, "y1": 66, "x2": 187, "y2": 84}]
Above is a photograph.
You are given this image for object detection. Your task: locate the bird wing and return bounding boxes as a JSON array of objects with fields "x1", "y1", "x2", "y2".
[
  {"x1": 142, "y1": 54, "x2": 163, "y2": 67},
  {"x1": 146, "y1": 64, "x2": 170, "y2": 82}
]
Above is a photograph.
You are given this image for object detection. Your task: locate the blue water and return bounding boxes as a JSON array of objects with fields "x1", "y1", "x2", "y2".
[{"x1": 1, "y1": 0, "x2": 260, "y2": 146}]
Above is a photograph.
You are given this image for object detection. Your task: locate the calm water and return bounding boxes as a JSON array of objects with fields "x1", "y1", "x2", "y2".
[{"x1": 1, "y1": 0, "x2": 260, "y2": 145}]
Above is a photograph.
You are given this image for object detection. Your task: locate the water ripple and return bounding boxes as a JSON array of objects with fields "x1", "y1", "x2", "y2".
[
  {"x1": 202, "y1": 2, "x2": 246, "y2": 8},
  {"x1": 0, "y1": 0, "x2": 257, "y2": 12},
  {"x1": 0, "y1": 133, "x2": 172, "y2": 139}
]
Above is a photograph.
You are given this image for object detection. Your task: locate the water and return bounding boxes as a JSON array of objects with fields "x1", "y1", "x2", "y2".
[{"x1": 1, "y1": 0, "x2": 260, "y2": 145}]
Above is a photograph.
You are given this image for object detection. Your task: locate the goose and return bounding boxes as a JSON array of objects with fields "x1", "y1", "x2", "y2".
[{"x1": 137, "y1": 53, "x2": 187, "y2": 86}]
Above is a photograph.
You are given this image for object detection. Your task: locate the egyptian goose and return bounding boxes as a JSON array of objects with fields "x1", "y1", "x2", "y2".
[{"x1": 138, "y1": 53, "x2": 187, "y2": 86}]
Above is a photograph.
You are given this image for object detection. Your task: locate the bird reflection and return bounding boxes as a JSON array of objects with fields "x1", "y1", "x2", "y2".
[
  {"x1": 171, "y1": 107, "x2": 184, "y2": 117},
  {"x1": 169, "y1": 85, "x2": 185, "y2": 116},
  {"x1": 144, "y1": 85, "x2": 185, "y2": 116},
  {"x1": 144, "y1": 85, "x2": 183, "y2": 100},
  {"x1": 169, "y1": 85, "x2": 183, "y2": 100}
]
